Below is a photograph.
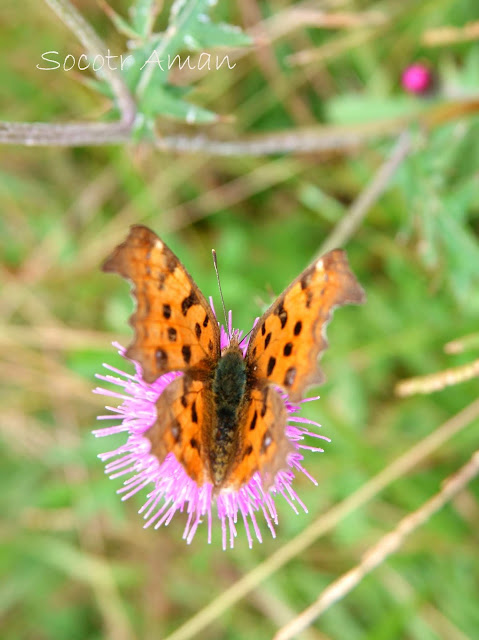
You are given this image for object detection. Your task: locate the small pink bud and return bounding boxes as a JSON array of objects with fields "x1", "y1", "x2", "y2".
[{"x1": 402, "y1": 64, "x2": 432, "y2": 94}]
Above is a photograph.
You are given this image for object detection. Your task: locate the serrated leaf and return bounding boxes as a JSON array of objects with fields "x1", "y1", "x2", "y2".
[
  {"x1": 135, "y1": 0, "x2": 248, "y2": 96},
  {"x1": 99, "y1": 0, "x2": 248, "y2": 126}
]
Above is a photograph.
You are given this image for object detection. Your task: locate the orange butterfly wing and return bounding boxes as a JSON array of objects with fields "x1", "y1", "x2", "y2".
[
  {"x1": 227, "y1": 386, "x2": 289, "y2": 490},
  {"x1": 103, "y1": 225, "x2": 220, "y2": 383},
  {"x1": 103, "y1": 226, "x2": 221, "y2": 485},
  {"x1": 223, "y1": 249, "x2": 365, "y2": 488},
  {"x1": 245, "y1": 249, "x2": 365, "y2": 402},
  {"x1": 147, "y1": 376, "x2": 213, "y2": 485}
]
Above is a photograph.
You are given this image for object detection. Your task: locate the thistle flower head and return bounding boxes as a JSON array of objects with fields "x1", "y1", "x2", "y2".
[{"x1": 93, "y1": 309, "x2": 329, "y2": 549}]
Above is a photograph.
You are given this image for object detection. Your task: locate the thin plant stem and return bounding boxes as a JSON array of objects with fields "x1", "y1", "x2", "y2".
[
  {"x1": 274, "y1": 449, "x2": 479, "y2": 640},
  {"x1": 318, "y1": 130, "x2": 411, "y2": 255},
  {"x1": 1, "y1": 96, "x2": 479, "y2": 150},
  {"x1": 396, "y1": 358, "x2": 479, "y2": 396},
  {"x1": 43, "y1": 0, "x2": 136, "y2": 125},
  {"x1": 423, "y1": 21, "x2": 479, "y2": 46}
]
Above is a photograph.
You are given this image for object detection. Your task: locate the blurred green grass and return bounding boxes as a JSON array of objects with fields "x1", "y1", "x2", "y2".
[{"x1": 1, "y1": 1, "x2": 479, "y2": 639}]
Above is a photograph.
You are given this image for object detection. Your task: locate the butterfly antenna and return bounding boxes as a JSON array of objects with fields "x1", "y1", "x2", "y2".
[
  {"x1": 212, "y1": 250, "x2": 230, "y2": 338},
  {"x1": 239, "y1": 326, "x2": 255, "y2": 348}
]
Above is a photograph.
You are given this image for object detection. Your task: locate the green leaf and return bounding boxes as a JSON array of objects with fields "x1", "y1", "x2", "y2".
[
  {"x1": 135, "y1": 0, "x2": 248, "y2": 95},
  {"x1": 130, "y1": 0, "x2": 158, "y2": 39},
  {"x1": 188, "y1": 20, "x2": 252, "y2": 49},
  {"x1": 140, "y1": 84, "x2": 218, "y2": 123},
  {"x1": 99, "y1": 1, "x2": 141, "y2": 39}
]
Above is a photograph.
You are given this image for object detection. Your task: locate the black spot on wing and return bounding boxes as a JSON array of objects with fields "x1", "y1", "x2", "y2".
[
  {"x1": 243, "y1": 444, "x2": 253, "y2": 459},
  {"x1": 181, "y1": 291, "x2": 198, "y2": 316},
  {"x1": 163, "y1": 303, "x2": 171, "y2": 319},
  {"x1": 167, "y1": 327, "x2": 177, "y2": 342},
  {"x1": 261, "y1": 388, "x2": 268, "y2": 417},
  {"x1": 195, "y1": 322, "x2": 202, "y2": 340},
  {"x1": 261, "y1": 322, "x2": 266, "y2": 336},
  {"x1": 203, "y1": 313, "x2": 209, "y2": 328},
  {"x1": 182, "y1": 345, "x2": 192, "y2": 364},
  {"x1": 283, "y1": 342, "x2": 293, "y2": 356},
  {"x1": 275, "y1": 300, "x2": 288, "y2": 329},
  {"x1": 190, "y1": 437, "x2": 200, "y2": 451},
  {"x1": 267, "y1": 356, "x2": 276, "y2": 377},
  {"x1": 191, "y1": 399, "x2": 198, "y2": 423},
  {"x1": 264, "y1": 332, "x2": 272, "y2": 349},
  {"x1": 294, "y1": 320, "x2": 302, "y2": 336},
  {"x1": 249, "y1": 410, "x2": 257, "y2": 430}
]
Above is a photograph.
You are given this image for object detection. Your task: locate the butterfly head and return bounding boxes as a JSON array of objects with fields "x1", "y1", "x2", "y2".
[{"x1": 221, "y1": 328, "x2": 242, "y2": 353}]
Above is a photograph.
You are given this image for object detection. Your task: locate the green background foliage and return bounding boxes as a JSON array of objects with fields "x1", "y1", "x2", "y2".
[{"x1": 1, "y1": 1, "x2": 479, "y2": 639}]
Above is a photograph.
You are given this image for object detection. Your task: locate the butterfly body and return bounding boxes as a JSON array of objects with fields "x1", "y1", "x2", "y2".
[
  {"x1": 209, "y1": 342, "x2": 247, "y2": 485},
  {"x1": 103, "y1": 225, "x2": 365, "y2": 492}
]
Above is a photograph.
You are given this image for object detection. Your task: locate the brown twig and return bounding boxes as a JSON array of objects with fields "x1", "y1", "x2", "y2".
[{"x1": 44, "y1": 0, "x2": 136, "y2": 126}]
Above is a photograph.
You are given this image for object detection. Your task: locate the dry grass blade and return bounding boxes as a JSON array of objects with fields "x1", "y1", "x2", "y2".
[
  {"x1": 164, "y1": 398, "x2": 479, "y2": 640},
  {"x1": 274, "y1": 450, "x2": 479, "y2": 640},
  {"x1": 423, "y1": 21, "x2": 479, "y2": 46},
  {"x1": 396, "y1": 358, "x2": 479, "y2": 396}
]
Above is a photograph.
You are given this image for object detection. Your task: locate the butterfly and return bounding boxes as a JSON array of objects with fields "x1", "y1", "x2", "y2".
[{"x1": 103, "y1": 225, "x2": 365, "y2": 491}]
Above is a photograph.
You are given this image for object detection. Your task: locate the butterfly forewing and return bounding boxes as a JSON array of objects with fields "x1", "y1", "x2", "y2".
[
  {"x1": 245, "y1": 249, "x2": 365, "y2": 402},
  {"x1": 103, "y1": 225, "x2": 220, "y2": 383}
]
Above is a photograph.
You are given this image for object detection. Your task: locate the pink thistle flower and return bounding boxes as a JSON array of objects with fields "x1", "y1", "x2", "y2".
[
  {"x1": 93, "y1": 308, "x2": 329, "y2": 549},
  {"x1": 401, "y1": 63, "x2": 433, "y2": 94}
]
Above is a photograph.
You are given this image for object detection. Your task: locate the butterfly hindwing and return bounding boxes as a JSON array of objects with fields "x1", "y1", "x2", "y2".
[
  {"x1": 245, "y1": 249, "x2": 365, "y2": 402},
  {"x1": 230, "y1": 386, "x2": 290, "y2": 489},
  {"x1": 103, "y1": 225, "x2": 220, "y2": 383},
  {"x1": 147, "y1": 375, "x2": 212, "y2": 484}
]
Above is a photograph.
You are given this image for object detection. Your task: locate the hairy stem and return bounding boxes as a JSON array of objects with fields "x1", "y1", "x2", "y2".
[{"x1": 43, "y1": 0, "x2": 136, "y2": 125}]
